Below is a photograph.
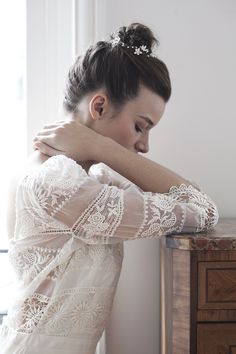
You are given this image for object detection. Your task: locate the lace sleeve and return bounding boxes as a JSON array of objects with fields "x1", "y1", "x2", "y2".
[
  {"x1": 89, "y1": 163, "x2": 135, "y2": 190},
  {"x1": 30, "y1": 155, "x2": 219, "y2": 244}
]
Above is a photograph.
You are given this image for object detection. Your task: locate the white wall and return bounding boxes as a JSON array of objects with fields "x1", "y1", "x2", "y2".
[
  {"x1": 27, "y1": 0, "x2": 75, "y2": 154},
  {"x1": 104, "y1": 0, "x2": 236, "y2": 218},
  {"x1": 103, "y1": 1, "x2": 236, "y2": 354}
]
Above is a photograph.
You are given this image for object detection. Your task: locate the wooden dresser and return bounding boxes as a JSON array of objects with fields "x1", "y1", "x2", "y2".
[{"x1": 161, "y1": 218, "x2": 236, "y2": 354}]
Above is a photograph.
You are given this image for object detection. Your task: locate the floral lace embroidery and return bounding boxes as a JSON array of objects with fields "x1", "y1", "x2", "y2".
[
  {"x1": 38, "y1": 288, "x2": 114, "y2": 337},
  {"x1": 18, "y1": 155, "x2": 88, "y2": 232},
  {"x1": 5, "y1": 155, "x2": 218, "y2": 346},
  {"x1": 9, "y1": 242, "x2": 123, "y2": 284},
  {"x1": 137, "y1": 193, "x2": 181, "y2": 238},
  {"x1": 7, "y1": 293, "x2": 49, "y2": 333},
  {"x1": 168, "y1": 184, "x2": 219, "y2": 231},
  {"x1": 38, "y1": 156, "x2": 87, "y2": 218},
  {"x1": 9, "y1": 246, "x2": 60, "y2": 283},
  {"x1": 19, "y1": 156, "x2": 218, "y2": 244},
  {"x1": 73, "y1": 186, "x2": 124, "y2": 243},
  {"x1": 7, "y1": 288, "x2": 115, "y2": 337},
  {"x1": 137, "y1": 184, "x2": 218, "y2": 237}
]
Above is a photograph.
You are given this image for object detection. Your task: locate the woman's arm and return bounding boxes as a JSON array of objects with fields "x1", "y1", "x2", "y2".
[
  {"x1": 29, "y1": 155, "x2": 218, "y2": 246},
  {"x1": 33, "y1": 120, "x2": 195, "y2": 194},
  {"x1": 95, "y1": 136, "x2": 190, "y2": 193}
]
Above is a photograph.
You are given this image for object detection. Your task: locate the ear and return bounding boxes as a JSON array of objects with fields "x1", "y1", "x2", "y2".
[{"x1": 89, "y1": 92, "x2": 109, "y2": 120}]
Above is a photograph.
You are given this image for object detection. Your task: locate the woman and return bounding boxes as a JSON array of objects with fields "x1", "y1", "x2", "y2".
[{"x1": 1, "y1": 23, "x2": 218, "y2": 354}]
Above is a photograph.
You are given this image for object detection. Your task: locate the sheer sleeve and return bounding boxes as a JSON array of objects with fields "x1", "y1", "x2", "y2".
[
  {"x1": 89, "y1": 162, "x2": 136, "y2": 190},
  {"x1": 29, "y1": 155, "x2": 219, "y2": 245}
]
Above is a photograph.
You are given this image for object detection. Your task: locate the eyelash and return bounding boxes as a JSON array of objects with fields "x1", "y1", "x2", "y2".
[{"x1": 135, "y1": 124, "x2": 143, "y2": 133}]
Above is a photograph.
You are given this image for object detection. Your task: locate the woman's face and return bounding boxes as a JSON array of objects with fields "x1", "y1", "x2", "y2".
[{"x1": 83, "y1": 85, "x2": 166, "y2": 154}]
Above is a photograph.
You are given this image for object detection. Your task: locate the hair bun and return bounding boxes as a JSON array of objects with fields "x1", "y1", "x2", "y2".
[{"x1": 110, "y1": 23, "x2": 159, "y2": 54}]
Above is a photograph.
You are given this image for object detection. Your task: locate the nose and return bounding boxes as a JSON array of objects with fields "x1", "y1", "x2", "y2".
[{"x1": 135, "y1": 134, "x2": 149, "y2": 154}]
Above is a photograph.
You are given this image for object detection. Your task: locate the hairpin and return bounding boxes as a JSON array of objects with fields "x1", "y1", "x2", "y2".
[{"x1": 110, "y1": 34, "x2": 154, "y2": 57}]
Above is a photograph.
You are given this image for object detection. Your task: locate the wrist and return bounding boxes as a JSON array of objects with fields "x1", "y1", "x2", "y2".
[{"x1": 92, "y1": 136, "x2": 116, "y2": 163}]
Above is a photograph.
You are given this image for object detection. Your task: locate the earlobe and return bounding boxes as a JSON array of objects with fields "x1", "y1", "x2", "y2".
[{"x1": 89, "y1": 93, "x2": 107, "y2": 120}]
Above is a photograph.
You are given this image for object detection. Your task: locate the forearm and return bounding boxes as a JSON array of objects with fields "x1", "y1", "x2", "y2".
[
  {"x1": 95, "y1": 137, "x2": 191, "y2": 193},
  {"x1": 33, "y1": 121, "x2": 193, "y2": 193}
]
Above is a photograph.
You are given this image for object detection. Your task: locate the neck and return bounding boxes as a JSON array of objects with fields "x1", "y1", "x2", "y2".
[{"x1": 78, "y1": 160, "x2": 95, "y2": 174}]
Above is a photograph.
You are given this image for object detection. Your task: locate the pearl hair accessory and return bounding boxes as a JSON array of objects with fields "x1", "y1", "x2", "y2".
[{"x1": 110, "y1": 33, "x2": 154, "y2": 57}]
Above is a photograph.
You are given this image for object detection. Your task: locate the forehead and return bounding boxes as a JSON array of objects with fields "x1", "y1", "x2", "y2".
[{"x1": 126, "y1": 85, "x2": 166, "y2": 124}]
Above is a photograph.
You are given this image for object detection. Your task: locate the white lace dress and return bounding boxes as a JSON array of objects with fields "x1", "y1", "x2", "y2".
[{"x1": 0, "y1": 155, "x2": 219, "y2": 354}]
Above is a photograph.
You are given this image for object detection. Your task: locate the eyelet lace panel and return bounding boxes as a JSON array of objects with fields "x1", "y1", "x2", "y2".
[
  {"x1": 38, "y1": 287, "x2": 115, "y2": 337},
  {"x1": 7, "y1": 287, "x2": 115, "y2": 338},
  {"x1": 7, "y1": 293, "x2": 49, "y2": 334}
]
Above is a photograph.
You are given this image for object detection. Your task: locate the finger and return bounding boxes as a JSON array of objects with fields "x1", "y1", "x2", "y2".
[
  {"x1": 33, "y1": 137, "x2": 56, "y2": 148},
  {"x1": 42, "y1": 121, "x2": 64, "y2": 129},
  {"x1": 33, "y1": 132, "x2": 56, "y2": 142},
  {"x1": 33, "y1": 141, "x2": 65, "y2": 157},
  {"x1": 34, "y1": 123, "x2": 67, "y2": 139},
  {"x1": 41, "y1": 124, "x2": 60, "y2": 130},
  {"x1": 35, "y1": 128, "x2": 58, "y2": 137}
]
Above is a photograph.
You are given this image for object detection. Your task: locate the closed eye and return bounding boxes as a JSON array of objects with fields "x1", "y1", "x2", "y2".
[{"x1": 135, "y1": 124, "x2": 143, "y2": 133}]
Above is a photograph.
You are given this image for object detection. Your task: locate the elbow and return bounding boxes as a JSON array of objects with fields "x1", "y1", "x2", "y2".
[{"x1": 202, "y1": 201, "x2": 219, "y2": 231}]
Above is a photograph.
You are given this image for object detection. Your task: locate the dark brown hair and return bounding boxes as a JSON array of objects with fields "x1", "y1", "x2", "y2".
[{"x1": 63, "y1": 23, "x2": 171, "y2": 113}]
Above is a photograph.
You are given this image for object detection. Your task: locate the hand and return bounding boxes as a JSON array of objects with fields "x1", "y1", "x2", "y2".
[{"x1": 33, "y1": 120, "x2": 104, "y2": 162}]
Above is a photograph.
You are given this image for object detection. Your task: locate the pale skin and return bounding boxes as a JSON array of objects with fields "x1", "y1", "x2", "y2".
[{"x1": 33, "y1": 84, "x2": 191, "y2": 193}]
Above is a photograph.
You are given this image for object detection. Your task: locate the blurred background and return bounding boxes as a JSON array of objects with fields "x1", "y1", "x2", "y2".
[{"x1": 0, "y1": 1, "x2": 235, "y2": 354}]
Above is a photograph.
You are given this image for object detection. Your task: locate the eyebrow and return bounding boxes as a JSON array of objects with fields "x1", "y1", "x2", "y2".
[{"x1": 138, "y1": 115, "x2": 154, "y2": 127}]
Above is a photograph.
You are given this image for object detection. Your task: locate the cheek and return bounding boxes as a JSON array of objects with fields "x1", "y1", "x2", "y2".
[
  {"x1": 97, "y1": 117, "x2": 136, "y2": 147},
  {"x1": 112, "y1": 125, "x2": 135, "y2": 146}
]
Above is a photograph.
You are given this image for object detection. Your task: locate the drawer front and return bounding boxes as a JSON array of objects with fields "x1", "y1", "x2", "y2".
[
  {"x1": 198, "y1": 261, "x2": 236, "y2": 309},
  {"x1": 197, "y1": 323, "x2": 236, "y2": 354}
]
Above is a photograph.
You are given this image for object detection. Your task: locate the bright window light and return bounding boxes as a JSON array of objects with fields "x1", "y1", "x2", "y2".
[
  {"x1": 0, "y1": 0, "x2": 26, "y2": 249},
  {"x1": 0, "y1": 1, "x2": 26, "y2": 321}
]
